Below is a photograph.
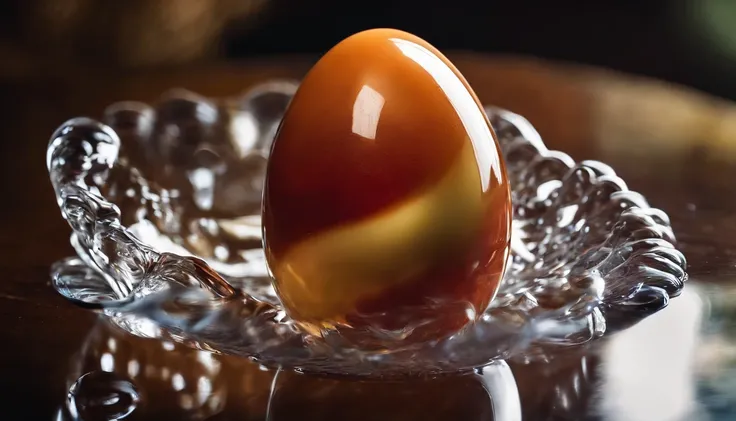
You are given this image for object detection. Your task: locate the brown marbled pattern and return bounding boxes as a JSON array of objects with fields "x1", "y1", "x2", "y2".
[{"x1": 262, "y1": 29, "x2": 511, "y2": 344}]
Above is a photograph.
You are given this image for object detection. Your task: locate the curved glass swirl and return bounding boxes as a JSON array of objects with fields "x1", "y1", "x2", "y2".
[{"x1": 46, "y1": 81, "x2": 687, "y2": 376}]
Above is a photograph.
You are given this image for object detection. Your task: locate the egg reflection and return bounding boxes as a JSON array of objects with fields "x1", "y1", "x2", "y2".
[
  {"x1": 265, "y1": 367, "x2": 501, "y2": 421},
  {"x1": 52, "y1": 319, "x2": 633, "y2": 420}
]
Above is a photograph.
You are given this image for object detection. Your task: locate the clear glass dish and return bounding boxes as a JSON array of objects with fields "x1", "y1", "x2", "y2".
[{"x1": 46, "y1": 81, "x2": 687, "y2": 377}]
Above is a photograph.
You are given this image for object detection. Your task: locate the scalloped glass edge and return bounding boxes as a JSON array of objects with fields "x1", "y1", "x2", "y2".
[{"x1": 46, "y1": 80, "x2": 687, "y2": 377}]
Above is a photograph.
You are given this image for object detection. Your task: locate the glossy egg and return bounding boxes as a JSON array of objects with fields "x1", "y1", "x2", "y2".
[{"x1": 263, "y1": 28, "x2": 511, "y2": 347}]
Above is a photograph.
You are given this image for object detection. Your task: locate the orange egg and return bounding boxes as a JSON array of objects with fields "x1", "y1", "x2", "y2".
[{"x1": 262, "y1": 29, "x2": 511, "y2": 348}]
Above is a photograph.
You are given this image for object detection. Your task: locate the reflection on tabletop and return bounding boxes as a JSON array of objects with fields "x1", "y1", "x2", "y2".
[{"x1": 51, "y1": 282, "x2": 736, "y2": 420}]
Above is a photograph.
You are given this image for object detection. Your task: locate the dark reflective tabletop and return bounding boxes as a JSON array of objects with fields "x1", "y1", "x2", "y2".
[{"x1": 2, "y1": 55, "x2": 736, "y2": 420}]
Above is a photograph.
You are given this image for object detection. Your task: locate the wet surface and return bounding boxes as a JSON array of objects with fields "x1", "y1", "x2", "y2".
[{"x1": 36, "y1": 284, "x2": 736, "y2": 421}]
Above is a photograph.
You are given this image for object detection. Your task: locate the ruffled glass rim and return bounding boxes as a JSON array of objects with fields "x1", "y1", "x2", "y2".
[{"x1": 46, "y1": 81, "x2": 687, "y2": 376}]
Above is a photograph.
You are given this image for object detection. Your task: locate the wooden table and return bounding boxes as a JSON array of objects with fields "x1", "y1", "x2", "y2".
[{"x1": 2, "y1": 54, "x2": 736, "y2": 420}]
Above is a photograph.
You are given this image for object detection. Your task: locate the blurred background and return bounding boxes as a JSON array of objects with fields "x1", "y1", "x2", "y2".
[
  {"x1": 5, "y1": 0, "x2": 736, "y2": 217},
  {"x1": 2, "y1": 0, "x2": 736, "y2": 101},
  {"x1": 4, "y1": 3, "x2": 736, "y2": 420}
]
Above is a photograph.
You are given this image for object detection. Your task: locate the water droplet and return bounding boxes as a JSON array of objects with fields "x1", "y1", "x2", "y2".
[
  {"x1": 50, "y1": 257, "x2": 123, "y2": 308},
  {"x1": 67, "y1": 371, "x2": 140, "y2": 420}
]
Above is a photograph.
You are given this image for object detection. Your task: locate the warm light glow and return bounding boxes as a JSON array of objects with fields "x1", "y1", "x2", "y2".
[
  {"x1": 352, "y1": 85, "x2": 385, "y2": 140},
  {"x1": 197, "y1": 376, "x2": 213, "y2": 404},
  {"x1": 127, "y1": 360, "x2": 140, "y2": 378},
  {"x1": 172, "y1": 373, "x2": 186, "y2": 391},
  {"x1": 100, "y1": 353, "x2": 114, "y2": 372},
  {"x1": 230, "y1": 112, "x2": 259, "y2": 158},
  {"x1": 187, "y1": 168, "x2": 215, "y2": 211}
]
